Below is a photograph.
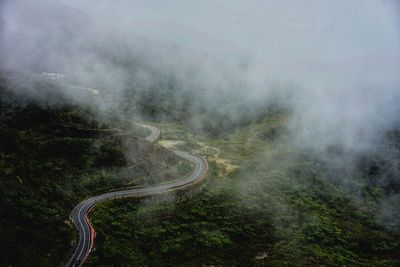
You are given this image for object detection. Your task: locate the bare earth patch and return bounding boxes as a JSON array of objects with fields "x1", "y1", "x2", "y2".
[
  {"x1": 195, "y1": 142, "x2": 239, "y2": 177},
  {"x1": 158, "y1": 140, "x2": 185, "y2": 149}
]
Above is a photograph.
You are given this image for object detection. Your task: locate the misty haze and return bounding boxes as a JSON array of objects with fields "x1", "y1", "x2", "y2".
[{"x1": 1, "y1": 0, "x2": 400, "y2": 266}]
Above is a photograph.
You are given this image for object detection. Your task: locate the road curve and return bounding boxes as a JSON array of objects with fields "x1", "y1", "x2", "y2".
[
  {"x1": 137, "y1": 123, "x2": 161, "y2": 142},
  {"x1": 66, "y1": 124, "x2": 208, "y2": 267}
]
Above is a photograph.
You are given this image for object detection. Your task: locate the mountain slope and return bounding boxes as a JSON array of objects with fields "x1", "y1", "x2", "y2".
[
  {"x1": 0, "y1": 74, "x2": 190, "y2": 266},
  {"x1": 86, "y1": 111, "x2": 400, "y2": 266}
]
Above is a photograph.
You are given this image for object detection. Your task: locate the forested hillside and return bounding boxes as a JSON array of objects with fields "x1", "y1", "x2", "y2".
[
  {"x1": 0, "y1": 74, "x2": 189, "y2": 266},
  {"x1": 87, "y1": 113, "x2": 400, "y2": 266}
]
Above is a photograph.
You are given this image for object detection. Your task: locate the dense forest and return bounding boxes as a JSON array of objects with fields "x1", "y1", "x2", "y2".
[{"x1": 0, "y1": 74, "x2": 190, "y2": 266}]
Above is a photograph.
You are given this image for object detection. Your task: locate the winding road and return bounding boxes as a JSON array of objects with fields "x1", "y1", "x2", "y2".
[{"x1": 66, "y1": 124, "x2": 208, "y2": 267}]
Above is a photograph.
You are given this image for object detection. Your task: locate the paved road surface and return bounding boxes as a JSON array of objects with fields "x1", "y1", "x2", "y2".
[
  {"x1": 138, "y1": 123, "x2": 161, "y2": 142},
  {"x1": 66, "y1": 124, "x2": 208, "y2": 267}
]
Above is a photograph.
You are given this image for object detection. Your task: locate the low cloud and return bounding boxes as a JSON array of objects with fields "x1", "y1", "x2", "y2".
[{"x1": 2, "y1": 0, "x2": 400, "y2": 226}]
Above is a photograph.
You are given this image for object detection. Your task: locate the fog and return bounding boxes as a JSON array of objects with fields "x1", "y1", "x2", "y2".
[
  {"x1": 2, "y1": 0, "x2": 400, "y2": 151},
  {"x1": 1, "y1": 0, "x2": 400, "y2": 226}
]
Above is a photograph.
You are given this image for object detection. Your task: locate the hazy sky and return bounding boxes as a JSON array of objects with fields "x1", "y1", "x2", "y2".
[{"x1": 62, "y1": 1, "x2": 400, "y2": 61}]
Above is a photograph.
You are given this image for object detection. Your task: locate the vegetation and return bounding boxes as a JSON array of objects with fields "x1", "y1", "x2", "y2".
[
  {"x1": 1, "y1": 72, "x2": 399, "y2": 266},
  {"x1": 0, "y1": 76, "x2": 190, "y2": 266},
  {"x1": 87, "y1": 112, "x2": 400, "y2": 266}
]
